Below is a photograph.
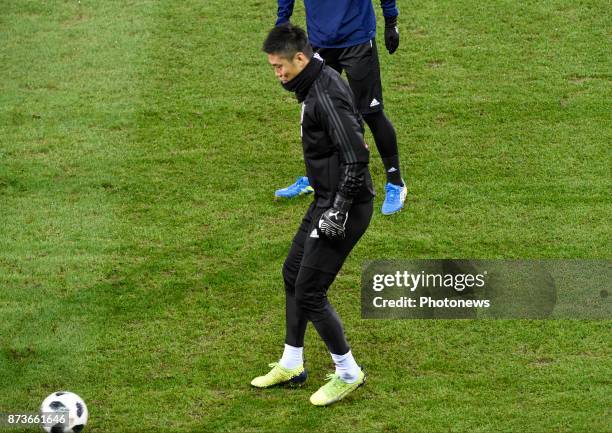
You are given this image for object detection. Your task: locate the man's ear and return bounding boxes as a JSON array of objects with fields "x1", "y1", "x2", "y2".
[{"x1": 295, "y1": 52, "x2": 308, "y2": 67}]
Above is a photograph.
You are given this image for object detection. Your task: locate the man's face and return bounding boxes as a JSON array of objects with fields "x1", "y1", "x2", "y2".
[{"x1": 268, "y1": 52, "x2": 308, "y2": 84}]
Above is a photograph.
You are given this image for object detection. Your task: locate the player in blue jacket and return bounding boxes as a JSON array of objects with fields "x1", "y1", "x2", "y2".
[{"x1": 273, "y1": 0, "x2": 407, "y2": 215}]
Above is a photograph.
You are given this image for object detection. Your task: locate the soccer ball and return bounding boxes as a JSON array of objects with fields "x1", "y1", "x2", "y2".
[{"x1": 40, "y1": 391, "x2": 88, "y2": 433}]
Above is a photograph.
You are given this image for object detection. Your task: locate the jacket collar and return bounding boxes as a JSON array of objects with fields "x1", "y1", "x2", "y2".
[{"x1": 282, "y1": 56, "x2": 324, "y2": 103}]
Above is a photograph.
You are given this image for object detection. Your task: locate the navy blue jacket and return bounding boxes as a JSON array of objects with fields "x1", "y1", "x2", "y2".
[{"x1": 276, "y1": 0, "x2": 398, "y2": 48}]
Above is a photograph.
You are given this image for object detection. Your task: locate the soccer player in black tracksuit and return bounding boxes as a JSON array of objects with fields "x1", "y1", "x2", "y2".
[{"x1": 251, "y1": 24, "x2": 373, "y2": 406}]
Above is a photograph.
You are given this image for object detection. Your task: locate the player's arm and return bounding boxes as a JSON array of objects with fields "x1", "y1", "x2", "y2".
[
  {"x1": 380, "y1": 0, "x2": 399, "y2": 18},
  {"x1": 276, "y1": 0, "x2": 295, "y2": 26},
  {"x1": 315, "y1": 84, "x2": 370, "y2": 240},
  {"x1": 380, "y1": 0, "x2": 400, "y2": 54}
]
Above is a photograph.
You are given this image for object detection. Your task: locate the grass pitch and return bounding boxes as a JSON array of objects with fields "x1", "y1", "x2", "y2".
[{"x1": 1, "y1": 1, "x2": 610, "y2": 432}]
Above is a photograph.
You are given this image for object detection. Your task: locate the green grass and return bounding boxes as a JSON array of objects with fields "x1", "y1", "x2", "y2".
[{"x1": 1, "y1": 0, "x2": 610, "y2": 432}]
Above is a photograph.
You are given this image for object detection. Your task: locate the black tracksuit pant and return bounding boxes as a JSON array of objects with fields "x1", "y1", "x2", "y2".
[{"x1": 282, "y1": 199, "x2": 373, "y2": 355}]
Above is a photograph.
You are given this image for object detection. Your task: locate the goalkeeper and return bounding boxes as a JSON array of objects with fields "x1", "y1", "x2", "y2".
[{"x1": 251, "y1": 24, "x2": 374, "y2": 406}]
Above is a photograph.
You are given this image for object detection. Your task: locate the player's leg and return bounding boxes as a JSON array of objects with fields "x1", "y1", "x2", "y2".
[
  {"x1": 281, "y1": 215, "x2": 310, "y2": 352},
  {"x1": 341, "y1": 40, "x2": 407, "y2": 215},
  {"x1": 365, "y1": 110, "x2": 406, "y2": 215},
  {"x1": 294, "y1": 268, "x2": 348, "y2": 354},
  {"x1": 250, "y1": 204, "x2": 316, "y2": 388},
  {"x1": 296, "y1": 200, "x2": 373, "y2": 405},
  {"x1": 293, "y1": 267, "x2": 366, "y2": 405}
]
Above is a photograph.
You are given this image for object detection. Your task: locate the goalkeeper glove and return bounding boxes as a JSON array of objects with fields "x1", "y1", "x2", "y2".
[
  {"x1": 384, "y1": 15, "x2": 400, "y2": 54},
  {"x1": 318, "y1": 195, "x2": 351, "y2": 241}
]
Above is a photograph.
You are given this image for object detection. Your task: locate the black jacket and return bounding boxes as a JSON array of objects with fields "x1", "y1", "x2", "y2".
[{"x1": 290, "y1": 59, "x2": 375, "y2": 208}]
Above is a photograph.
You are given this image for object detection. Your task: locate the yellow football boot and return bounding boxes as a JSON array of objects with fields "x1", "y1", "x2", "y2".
[
  {"x1": 309, "y1": 369, "x2": 366, "y2": 406},
  {"x1": 250, "y1": 362, "x2": 307, "y2": 388}
]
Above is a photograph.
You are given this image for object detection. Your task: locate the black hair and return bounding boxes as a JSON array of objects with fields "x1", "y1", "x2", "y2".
[{"x1": 262, "y1": 23, "x2": 313, "y2": 60}]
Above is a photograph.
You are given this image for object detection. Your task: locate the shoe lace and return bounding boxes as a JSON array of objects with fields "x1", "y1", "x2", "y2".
[
  {"x1": 385, "y1": 183, "x2": 399, "y2": 202},
  {"x1": 323, "y1": 373, "x2": 345, "y2": 391},
  {"x1": 265, "y1": 362, "x2": 286, "y2": 378}
]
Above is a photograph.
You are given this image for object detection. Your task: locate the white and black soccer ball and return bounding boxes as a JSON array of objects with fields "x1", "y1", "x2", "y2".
[{"x1": 40, "y1": 391, "x2": 88, "y2": 433}]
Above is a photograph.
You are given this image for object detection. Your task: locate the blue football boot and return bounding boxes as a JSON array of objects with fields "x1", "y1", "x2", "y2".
[
  {"x1": 381, "y1": 181, "x2": 407, "y2": 215},
  {"x1": 275, "y1": 176, "x2": 314, "y2": 199}
]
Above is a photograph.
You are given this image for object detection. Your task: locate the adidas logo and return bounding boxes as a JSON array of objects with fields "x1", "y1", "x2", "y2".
[
  {"x1": 310, "y1": 229, "x2": 319, "y2": 238},
  {"x1": 369, "y1": 98, "x2": 380, "y2": 107},
  {"x1": 387, "y1": 167, "x2": 398, "y2": 173}
]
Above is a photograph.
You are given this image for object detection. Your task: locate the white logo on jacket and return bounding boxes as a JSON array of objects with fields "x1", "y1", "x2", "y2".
[{"x1": 300, "y1": 103, "x2": 306, "y2": 138}]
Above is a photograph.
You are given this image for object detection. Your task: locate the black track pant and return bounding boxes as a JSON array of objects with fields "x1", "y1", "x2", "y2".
[{"x1": 282, "y1": 199, "x2": 373, "y2": 355}]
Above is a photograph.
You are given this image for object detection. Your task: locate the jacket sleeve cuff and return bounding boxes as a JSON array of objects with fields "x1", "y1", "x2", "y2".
[
  {"x1": 275, "y1": 17, "x2": 289, "y2": 26},
  {"x1": 333, "y1": 194, "x2": 353, "y2": 213},
  {"x1": 384, "y1": 15, "x2": 398, "y2": 27}
]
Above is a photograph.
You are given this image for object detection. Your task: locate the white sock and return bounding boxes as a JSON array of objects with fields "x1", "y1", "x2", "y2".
[
  {"x1": 278, "y1": 344, "x2": 303, "y2": 370},
  {"x1": 331, "y1": 350, "x2": 361, "y2": 383}
]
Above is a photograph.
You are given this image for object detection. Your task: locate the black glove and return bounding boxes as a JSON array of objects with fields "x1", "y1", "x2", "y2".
[
  {"x1": 318, "y1": 195, "x2": 352, "y2": 241},
  {"x1": 384, "y1": 15, "x2": 400, "y2": 54}
]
